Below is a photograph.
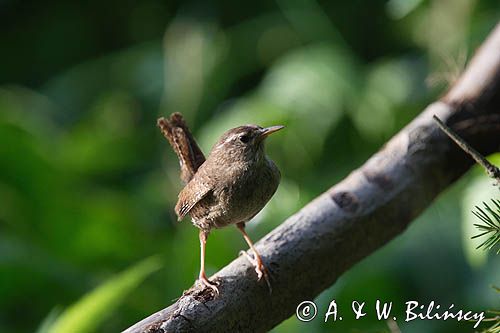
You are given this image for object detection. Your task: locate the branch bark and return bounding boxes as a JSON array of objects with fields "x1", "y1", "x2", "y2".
[{"x1": 124, "y1": 24, "x2": 500, "y2": 333}]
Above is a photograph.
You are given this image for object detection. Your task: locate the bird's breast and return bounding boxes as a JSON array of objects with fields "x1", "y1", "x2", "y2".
[{"x1": 210, "y1": 158, "x2": 280, "y2": 228}]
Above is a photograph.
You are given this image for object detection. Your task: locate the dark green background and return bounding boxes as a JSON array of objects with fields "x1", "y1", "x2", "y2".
[{"x1": 1, "y1": 0, "x2": 498, "y2": 332}]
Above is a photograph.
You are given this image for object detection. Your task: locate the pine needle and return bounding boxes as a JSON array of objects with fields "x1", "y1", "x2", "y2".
[{"x1": 472, "y1": 199, "x2": 500, "y2": 254}]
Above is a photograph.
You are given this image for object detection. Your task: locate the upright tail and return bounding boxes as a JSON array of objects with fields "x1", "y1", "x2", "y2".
[{"x1": 157, "y1": 113, "x2": 206, "y2": 184}]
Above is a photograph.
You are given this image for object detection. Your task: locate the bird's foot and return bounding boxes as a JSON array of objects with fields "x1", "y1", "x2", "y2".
[
  {"x1": 239, "y1": 250, "x2": 272, "y2": 294},
  {"x1": 197, "y1": 276, "x2": 219, "y2": 296}
]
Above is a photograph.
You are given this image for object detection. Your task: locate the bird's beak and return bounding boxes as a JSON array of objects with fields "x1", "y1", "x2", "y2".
[{"x1": 258, "y1": 125, "x2": 285, "y2": 140}]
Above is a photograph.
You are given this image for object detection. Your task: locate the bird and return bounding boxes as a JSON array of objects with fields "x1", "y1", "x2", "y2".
[{"x1": 158, "y1": 112, "x2": 283, "y2": 295}]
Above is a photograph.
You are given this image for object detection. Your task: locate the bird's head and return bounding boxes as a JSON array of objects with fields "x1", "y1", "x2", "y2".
[{"x1": 211, "y1": 124, "x2": 284, "y2": 163}]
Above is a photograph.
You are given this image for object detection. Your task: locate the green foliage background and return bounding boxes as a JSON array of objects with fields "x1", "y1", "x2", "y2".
[{"x1": 0, "y1": 0, "x2": 498, "y2": 332}]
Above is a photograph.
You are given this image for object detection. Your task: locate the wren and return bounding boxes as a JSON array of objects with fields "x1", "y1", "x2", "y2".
[{"x1": 158, "y1": 113, "x2": 283, "y2": 295}]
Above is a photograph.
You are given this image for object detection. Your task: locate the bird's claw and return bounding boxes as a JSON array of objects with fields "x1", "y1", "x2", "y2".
[
  {"x1": 239, "y1": 250, "x2": 256, "y2": 265},
  {"x1": 197, "y1": 276, "x2": 220, "y2": 296},
  {"x1": 239, "y1": 250, "x2": 272, "y2": 294}
]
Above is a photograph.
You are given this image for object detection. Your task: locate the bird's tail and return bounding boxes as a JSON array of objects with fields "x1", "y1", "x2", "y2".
[{"x1": 157, "y1": 113, "x2": 206, "y2": 184}]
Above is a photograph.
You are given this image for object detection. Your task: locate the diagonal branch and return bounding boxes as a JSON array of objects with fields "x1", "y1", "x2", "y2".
[{"x1": 124, "y1": 23, "x2": 500, "y2": 333}]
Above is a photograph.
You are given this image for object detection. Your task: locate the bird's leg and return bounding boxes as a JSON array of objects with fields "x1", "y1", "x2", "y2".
[
  {"x1": 236, "y1": 222, "x2": 272, "y2": 293},
  {"x1": 198, "y1": 229, "x2": 219, "y2": 295}
]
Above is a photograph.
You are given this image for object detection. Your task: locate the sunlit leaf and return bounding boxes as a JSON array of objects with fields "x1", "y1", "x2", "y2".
[
  {"x1": 36, "y1": 307, "x2": 61, "y2": 333},
  {"x1": 45, "y1": 256, "x2": 161, "y2": 333}
]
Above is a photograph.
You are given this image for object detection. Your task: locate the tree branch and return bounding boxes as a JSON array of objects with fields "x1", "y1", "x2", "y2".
[{"x1": 124, "y1": 24, "x2": 500, "y2": 333}]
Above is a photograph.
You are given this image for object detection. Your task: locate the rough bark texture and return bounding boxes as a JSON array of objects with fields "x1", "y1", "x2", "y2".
[{"x1": 123, "y1": 24, "x2": 500, "y2": 333}]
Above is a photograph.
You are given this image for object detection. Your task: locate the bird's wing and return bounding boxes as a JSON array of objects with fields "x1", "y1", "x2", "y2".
[{"x1": 175, "y1": 177, "x2": 212, "y2": 220}]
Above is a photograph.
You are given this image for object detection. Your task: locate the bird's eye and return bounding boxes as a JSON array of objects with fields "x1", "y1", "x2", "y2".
[{"x1": 239, "y1": 134, "x2": 250, "y2": 143}]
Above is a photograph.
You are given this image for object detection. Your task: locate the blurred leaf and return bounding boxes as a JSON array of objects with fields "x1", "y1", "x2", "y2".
[
  {"x1": 260, "y1": 43, "x2": 356, "y2": 169},
  {"x1": 260, "y1": 43, "x2": 356, "y2": 117},
  {"x1": 42, "y1": 41, "x2": 163, "y2": 115},
  {"x1": 58, "y1": 91, "x2": 145, "y2": 176},
  {"x1": 0, "y1": 87, "x2": 59, "y2": 137},
  {"x1": 162, "y1": 19, "x2": 223, "y2": 119},
  {"x1": 163, "y1": 12, "x2": 302, "y2": 121},
  {"x1": 276, "y1": 0, "x2": 344, "y2": 43},
  {"x1": 386, "y1": 0, "x2": 425, "y2": 19},
  {"x1": 351, "y1": 59, "x2": 415, "y2": 140},
  {"x1": 44, "y1": 256, "x2": 161, "y2": 333},
  {"x1": 36, "y1": 307, "x2": 61, "y2": 333}
]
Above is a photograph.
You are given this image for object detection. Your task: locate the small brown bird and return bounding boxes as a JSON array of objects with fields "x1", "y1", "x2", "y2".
[{"x1": 158, "y1": 113, "x2": 283, "y2": 294}]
